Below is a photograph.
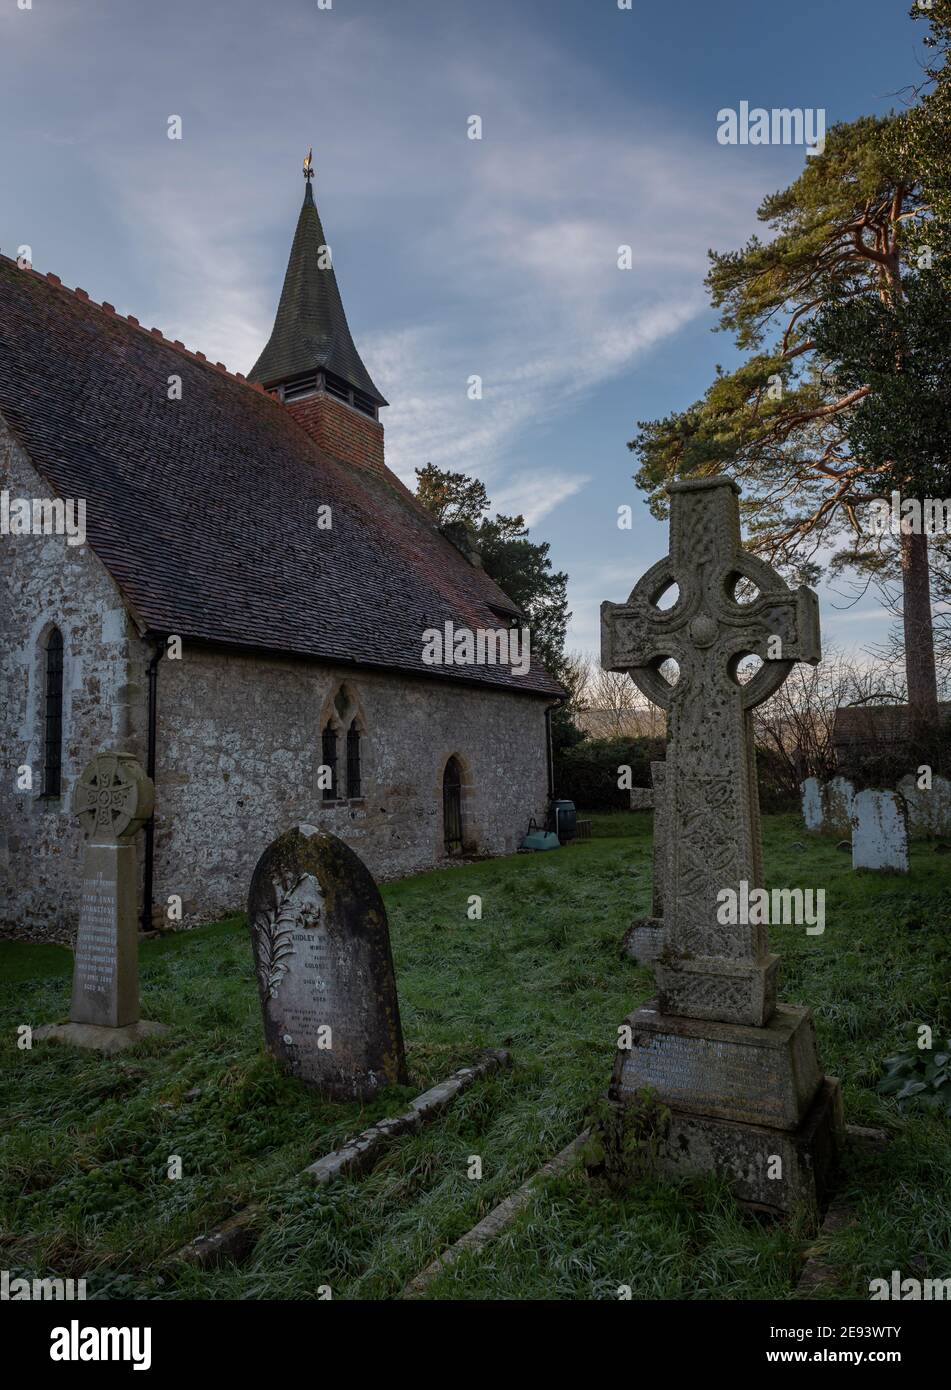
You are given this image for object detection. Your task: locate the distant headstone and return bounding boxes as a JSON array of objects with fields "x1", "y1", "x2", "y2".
[
  {"x1": 629, "y1": 787, "x2": 654, "y2": 811},
  {"x1": 897, "y1": 773, "x2": 951, "y2": 840},
  {"x1": 800, "y1": 775, "x2": 855, "y2": 837},
  {"x1": 35, "y1": 751, "x2": 167, "y2": 1053},
  {"x1": 801, "y1": 777, "x2": 822, "y2": 832},
  {"x1": 852, "y1": 790, "x2": 909, "y2": 872},
  {"x1": 822, "y1": 776, "x2": 855, "y2": 838},
  {"x1": 600, "y1": 476, "x2": 843, "y2": 1220},
  {"x1": 248, "y1": 824, "x2": 408, "y2": 1100},
  {"x1": 622, "y1": 761, "x2": 667, "y2": 965}
]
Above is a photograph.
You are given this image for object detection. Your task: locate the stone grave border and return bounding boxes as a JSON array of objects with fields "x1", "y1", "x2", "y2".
[
  {"x1": 174, "y1": 1048, "x2": 511, "y2": 1268},
  {"x1": 398, "y1": 1121, "x2": 887, "y2": 1300},
  {"x1": 794, "y1": 1124, "x2": 888, "y2": 1296},
  {"x1": 400, "y1": 1131, "x2": 589, "y2": 1299},
  {"x1": 305, "y1": 1048, "x2": 511, "y2": 1184}
]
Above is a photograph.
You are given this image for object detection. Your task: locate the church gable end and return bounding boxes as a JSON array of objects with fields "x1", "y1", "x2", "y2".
[{"x1": 0, "y1": 418, "x2": 150, "y2": 934}]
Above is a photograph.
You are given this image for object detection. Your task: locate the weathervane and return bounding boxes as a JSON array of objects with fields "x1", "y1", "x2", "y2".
[{"x1": 303, "y1": 147, "x2": 314, "y2": 182}]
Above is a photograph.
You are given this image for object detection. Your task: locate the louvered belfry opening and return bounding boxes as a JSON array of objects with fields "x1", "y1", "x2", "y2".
[
  {"x1": 43, "y1": 627, "x2": 64, "y2": 797},
  {"x1": 276, "y1": 369, "x2": 378, "y2": 419},
  {"x1": 443, "y1": 756, "x2": 463, "y2": 855}
]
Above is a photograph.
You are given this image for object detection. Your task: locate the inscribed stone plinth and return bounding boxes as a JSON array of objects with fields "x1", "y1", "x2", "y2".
[
  {"x1": 621, "y1": 761, "x2": 667, "y2": 965},
  {"x1": 600, "y1": 477, "x2": 843, "y2": 1219},
  {"x1": 852, "y1": 790, "x2": 909, "y2": 872},
  {"x1": 612, "y1": 1003, "x2": 823, "y2": 1131},
  {"x1": 248, "y1": 824, "x2": 408, "y2": 1100}
]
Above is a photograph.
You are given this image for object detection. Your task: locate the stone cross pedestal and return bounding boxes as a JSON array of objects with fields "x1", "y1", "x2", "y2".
[
  {"x1": 599, "y1": 478, "x2": 843, "y2": 1219},
  {"x1": 35, "y1": 751, "x2": 168, "y2": 1054}
]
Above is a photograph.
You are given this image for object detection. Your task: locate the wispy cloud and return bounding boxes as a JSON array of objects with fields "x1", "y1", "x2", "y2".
[
  {"x1": 492, "y1": 470, "x2": 592, "y2": 528},
  {"x1": 21, "y1": 2, "x2": 771, "y2": 531},
  {"x1": 11, "y1": 0, "x2": 874, "y2": 679}
]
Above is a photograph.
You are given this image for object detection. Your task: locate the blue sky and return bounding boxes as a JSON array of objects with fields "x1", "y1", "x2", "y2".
[{"x1": 0, "y1": 0, "x2": 928, "y2": 657}]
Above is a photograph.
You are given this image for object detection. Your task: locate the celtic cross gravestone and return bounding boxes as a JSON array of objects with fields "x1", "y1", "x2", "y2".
[
  {"x1": 599, "y1": 478, "x2": 843, "y2": 1218},
  {"x1": 36, "y1": 750, "x2": 168, "y2": 1052}
]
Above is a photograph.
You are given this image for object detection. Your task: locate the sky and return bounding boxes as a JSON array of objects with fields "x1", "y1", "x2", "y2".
[{"x1": 0, "y1": 0, "x2": 931, "y2": 660}]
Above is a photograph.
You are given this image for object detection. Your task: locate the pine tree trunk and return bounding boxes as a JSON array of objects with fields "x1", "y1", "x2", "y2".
[{"x1": 900, "y1": 527, "x2": 939, "y2": 733}]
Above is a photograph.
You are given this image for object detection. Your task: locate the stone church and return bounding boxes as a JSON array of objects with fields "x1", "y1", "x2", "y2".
[{"x1": 0, "y1": 165, "x2": 561, "y2": 938}]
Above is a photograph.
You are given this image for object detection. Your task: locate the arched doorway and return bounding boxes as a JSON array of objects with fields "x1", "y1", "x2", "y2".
[{"x1": 443, "y1": 756, "x2": 463, "y2": 855}]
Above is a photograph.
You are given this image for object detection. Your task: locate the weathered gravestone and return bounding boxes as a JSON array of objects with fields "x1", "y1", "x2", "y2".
[
  {"x1": 801, "y1": 777, "x2": 822, "y2": 833},
  {"x1": 822, "y1": 776, "x2": 855, "y2": 839},
  {"x1": 621, "y1": 761, "x2": 667, "y2": 965},
  {"x1": 248, "y1": 824, "x2": 408, "y2": 1100},
  {"x1": 599, "y1": 477, "x2": 843, "y2": 1218},
  {"x1": 801, "y1": 776, "x2": 855, "y2": 837},
  {"x1": 852, "y1": 789, "x2": 909, "y2": 872},
  {"x1": 35, "y1": 751, "x2": 167, "y2": 1053},
  {"x1": 897, "y1": 773, "x2": 951, "y2": 840}
]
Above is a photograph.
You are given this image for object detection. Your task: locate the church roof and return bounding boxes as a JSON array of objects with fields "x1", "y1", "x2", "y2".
[
  {"x1": 832, "y1": 702, "x2": 951, "y2": 748},
  {"x1": 248, "y1": 181, "x2": 387, "y2": 404},
  {"x1": 0, "y1": 255, "x2": 562, "y2": 698}
]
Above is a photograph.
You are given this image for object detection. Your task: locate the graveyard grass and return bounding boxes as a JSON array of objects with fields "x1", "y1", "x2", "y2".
[{"x1": 2, "y1": 814, "x2": 950, "y2": 1301}]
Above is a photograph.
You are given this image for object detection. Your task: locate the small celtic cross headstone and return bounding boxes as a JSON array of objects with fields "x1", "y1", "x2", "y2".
[
  {"x1": 69, "y1": 752, "x2": 154, "y2": 1028},
  {"x1": 603, "y1": 477, "x2": 819, "y2": 1026},
  {"x1": 36, "y1": 750, "x2": 167, "y2": 1053}
]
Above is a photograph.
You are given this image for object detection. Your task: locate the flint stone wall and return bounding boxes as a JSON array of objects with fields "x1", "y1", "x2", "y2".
[{"x1": 153, "y1": 646, "x2": 549, "y2": 924}]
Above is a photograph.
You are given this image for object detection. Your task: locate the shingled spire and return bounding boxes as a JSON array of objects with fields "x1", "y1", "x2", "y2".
[{"x1": 249, "y1": 154, "x2": 387, "y2": 416}]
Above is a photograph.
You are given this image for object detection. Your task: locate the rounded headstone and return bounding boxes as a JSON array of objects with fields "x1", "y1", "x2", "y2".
[
  {"x1": 248, "y1": 825, "x2": 408, "y2": 1101},
  {"x1": 851, "y1": 789, "x2": 909, "y2": 873}
]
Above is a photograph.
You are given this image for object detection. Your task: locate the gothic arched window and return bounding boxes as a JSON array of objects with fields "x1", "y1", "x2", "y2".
[
  {"x1": 321, "y1": 722, "x2": 338, "y2": 800},
  {"x1": 443, "y1": 755, "x2": 463, "y2": 854},
  {"x1": 43, "y1": 627, "x2": 64, "y2": 797},
  {"x1": 346, "y1": 720, "x2": 361, "y2": 799}
]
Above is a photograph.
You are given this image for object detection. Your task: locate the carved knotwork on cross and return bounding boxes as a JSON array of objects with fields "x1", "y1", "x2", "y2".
[
  {"x1": 73, "y1": 752, "x2": 155, "y2": 844},
  {"x1": 602, "y1": 478, "x2": 820, "y2": 1026}
]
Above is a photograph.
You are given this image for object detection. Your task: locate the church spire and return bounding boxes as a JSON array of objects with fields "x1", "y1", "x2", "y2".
[{"x1": 248, "y1": 152, "x2": 387, "y2": 413}]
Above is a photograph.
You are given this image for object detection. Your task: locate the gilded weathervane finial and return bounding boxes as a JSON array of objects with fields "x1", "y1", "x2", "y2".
[{"x1": 303, "y1": 147, "x2": 314, "y2": 182}]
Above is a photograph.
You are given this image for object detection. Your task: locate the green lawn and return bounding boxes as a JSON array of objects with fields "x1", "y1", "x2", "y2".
[{"x1": 1, "y1": 812, "x2": 950, "y2": 1301}]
